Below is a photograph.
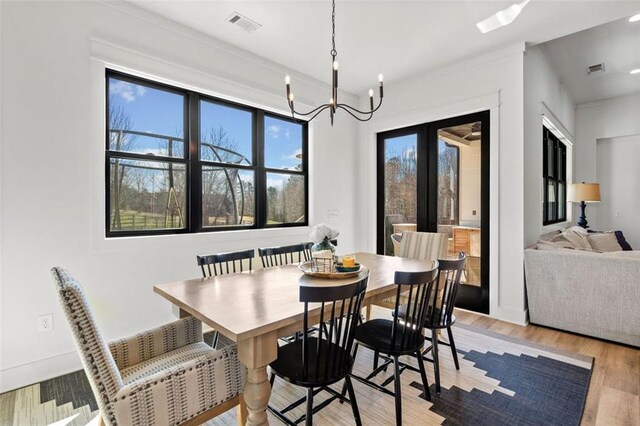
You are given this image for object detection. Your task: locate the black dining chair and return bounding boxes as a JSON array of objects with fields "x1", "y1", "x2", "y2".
[
  {"x1": 196, "y1": 248, "x2": 255, "y2": 348},
  {"x1": 258, "y1": 243, "x2": 308, "y2": 268},
  {"x1": 419, "y1": 253, "x2": 466, "y2": 394},
  {"x1": 350, "y1": 266, "x2": 439, "y2": 426},
  {"x1": 268, "y1": 273, "x2": 369, "y2": 426},
  {"x1": 379, "y1": 253, "x2": 466, "y2": 395},
  {"x1": 196, "y1": 248, "x2": 255, "y2": 278}
]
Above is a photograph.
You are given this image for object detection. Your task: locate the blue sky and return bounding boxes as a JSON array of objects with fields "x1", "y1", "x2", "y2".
[
  {"x1": 109, "y1": 77, "x2": 302, "y2": 170},
  {"x1": 385, "y1": 134, "x2": 416, "y2": 161}
]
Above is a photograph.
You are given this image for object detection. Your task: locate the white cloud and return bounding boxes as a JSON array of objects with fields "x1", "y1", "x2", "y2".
[
  {"x1": 110, "y1": 80, "x2": 147, "y2": 102},
  {"x1": 285, "y1": 148, "x2": 303, "y2": 161},
  {"x1": 267, "y1": 124, "x2": 281, "y2": 139}
]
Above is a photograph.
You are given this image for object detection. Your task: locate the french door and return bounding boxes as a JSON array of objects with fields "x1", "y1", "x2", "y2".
[{"x1": 376, "y1": 111, "x2": 490, "y2": 314}]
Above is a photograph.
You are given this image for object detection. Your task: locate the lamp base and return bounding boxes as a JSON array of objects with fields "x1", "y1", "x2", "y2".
[{"x1": 577, "y1": 201, "x2": 589, "y2": 229}]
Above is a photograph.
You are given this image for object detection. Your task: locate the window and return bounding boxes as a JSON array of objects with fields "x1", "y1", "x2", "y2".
[
  {"x1": 543, "y1": 126, "x2": 567, "y2": 225},
  {"x1": 106, "y1": 70, "x2": 308, "y2": 237}
]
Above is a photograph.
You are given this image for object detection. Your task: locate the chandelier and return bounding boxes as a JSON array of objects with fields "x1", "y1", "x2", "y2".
[{"x1": 285, "y1": 0, "x2": 384, "y2": 126}]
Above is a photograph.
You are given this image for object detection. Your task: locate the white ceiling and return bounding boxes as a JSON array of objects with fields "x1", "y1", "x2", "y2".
[
  {"x1": 539, "y1": 14, "x2": 640, "y2": 104},
  {"x1": 130, "y1": 1, "x2": 640, "y2": 95}
]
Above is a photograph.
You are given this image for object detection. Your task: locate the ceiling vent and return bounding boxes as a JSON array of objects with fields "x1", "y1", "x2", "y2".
[
  {"x1": 587, "y1": 63, "x2": 606, "y2": 75},
  {"x1": 226, "y1": 12, "x2": 262, "y2": 33}
]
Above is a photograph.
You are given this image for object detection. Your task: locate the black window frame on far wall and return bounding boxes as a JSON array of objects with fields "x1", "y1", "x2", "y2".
[
  {"x1": 543, "y1": 126, "x2": 567, "y2": 225},
  {"x1": 105, "y1": 69, "x2": 308, "y2": 238}
]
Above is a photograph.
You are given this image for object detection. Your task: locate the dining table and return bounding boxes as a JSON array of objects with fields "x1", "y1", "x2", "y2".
[{"x1": 153, "y1": 252, "x2": 435, "y2": 426}]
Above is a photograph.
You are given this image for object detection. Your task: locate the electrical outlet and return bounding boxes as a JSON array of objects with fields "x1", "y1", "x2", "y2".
[
  {"x1": 38, "y1": 314, "x2": 54, "y2": 333},
  {"x1": 472, "y1": 210, "x2": 477, "y2": 216}
]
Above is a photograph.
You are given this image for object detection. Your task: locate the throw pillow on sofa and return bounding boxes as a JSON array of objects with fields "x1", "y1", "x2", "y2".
[
  {"x1": 587, "y1": 232, "x2": 622, "y2": 252},
  {"x1": 587, "y1": 229, "x2": 633, "y2": 251},
  {"x1": 552, "y1": 227, "x2": 593, "y2": 250}
]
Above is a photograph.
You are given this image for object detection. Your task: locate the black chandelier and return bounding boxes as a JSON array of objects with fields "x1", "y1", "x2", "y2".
[{"x1": 285, "y1": 0, "x2": 384, "y2": 126}]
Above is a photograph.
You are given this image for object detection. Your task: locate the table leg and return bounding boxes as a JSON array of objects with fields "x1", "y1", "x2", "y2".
[{"x1": 238, "y1": 332, "x2": 278, "y2": 426}]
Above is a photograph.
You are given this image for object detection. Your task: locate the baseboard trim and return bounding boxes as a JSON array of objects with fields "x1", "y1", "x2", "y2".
[
  {"x1": 0, "y1": 350, "x2": 82, "y2": 393},
  {"x1": 493, "y1": 306, "x2": 529, "y2": 326}
]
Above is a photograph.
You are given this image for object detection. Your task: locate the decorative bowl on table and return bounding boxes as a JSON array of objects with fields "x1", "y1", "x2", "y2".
[{"x1": 298, "y1": 261, "x2": 364, "y2": 279}]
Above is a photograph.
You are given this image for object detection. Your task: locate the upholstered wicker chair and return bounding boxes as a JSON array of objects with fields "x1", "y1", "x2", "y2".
[
  {"x1": 52, "y1": 267, "x2": 246, "y2": 426},
  {"x1": 366, "y1": 231, "x2": 448, "y2": 320}
]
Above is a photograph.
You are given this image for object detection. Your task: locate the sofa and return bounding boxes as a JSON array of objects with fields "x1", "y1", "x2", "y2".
[{"x1": 524, "y1": 228, "x2": 640, "y2": 347}]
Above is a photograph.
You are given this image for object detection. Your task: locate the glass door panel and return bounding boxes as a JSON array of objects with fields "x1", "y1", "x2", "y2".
[
  {"x1": 381, "y1": 133, "x2": 418, "y2": 255},
  {"x1": 438, "y1": 121, "x2": 482, "y2": 288}
]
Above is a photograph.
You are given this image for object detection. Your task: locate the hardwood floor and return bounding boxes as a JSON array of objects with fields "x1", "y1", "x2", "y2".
[{"x1": 453, "y1": 309, "x2": 640, "y2": 426}]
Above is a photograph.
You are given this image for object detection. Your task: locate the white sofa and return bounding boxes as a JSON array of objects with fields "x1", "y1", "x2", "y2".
[{"x1": 524, "y1": 247, "x2": 640, "y2": 347}]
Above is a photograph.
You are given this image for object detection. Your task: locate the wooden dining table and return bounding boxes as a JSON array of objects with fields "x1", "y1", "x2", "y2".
[{"x1": 153, "y1": 252, "x2": 435, "y2": 426}]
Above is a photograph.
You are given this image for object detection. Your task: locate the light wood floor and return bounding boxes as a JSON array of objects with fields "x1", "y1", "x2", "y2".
[{"x1": 453, "y1": 309, "x2": 640, "y2": 426}]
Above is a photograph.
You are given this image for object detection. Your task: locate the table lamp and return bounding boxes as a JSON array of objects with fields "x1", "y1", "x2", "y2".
[{"x1": 567, "y1": 183, "x2": 601, "y2": 228}]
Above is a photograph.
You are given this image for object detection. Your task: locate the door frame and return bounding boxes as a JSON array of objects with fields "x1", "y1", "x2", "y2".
[{"x1": 376, "y1": 110, "x2": 490, "y2": 314}]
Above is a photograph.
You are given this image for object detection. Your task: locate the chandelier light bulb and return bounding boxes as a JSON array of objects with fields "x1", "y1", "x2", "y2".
[
  {"x1": 330, "y1": 97, "x2": 334, "y2": 105},
  {"x1": 333, "y1": 61, "x2": 339, "y2": 70},
  {"x1": 285, "y1": 75, "x2": 291, "y2": 85},
  {"x1": 369, "y1": 89, "x2": 374, "y2": 97},
  {"x1": 378, "y1": 74, "x2": 384, "y2": 83},
  {"x1": 288, "y1": 93, "x2": 294, "y2": 101}
]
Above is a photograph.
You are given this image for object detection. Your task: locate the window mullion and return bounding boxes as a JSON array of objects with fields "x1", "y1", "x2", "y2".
[
  {"x1": 189, "y1": 92, "x2": 201, "y2": 232},
  {"x1": 256, "y1": 110, "x2": 265, "y2": 228}
]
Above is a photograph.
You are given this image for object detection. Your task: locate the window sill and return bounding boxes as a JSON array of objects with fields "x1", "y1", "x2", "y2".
[{"x1": 92, "y1": 225, "x2": 313, "y2": 251}]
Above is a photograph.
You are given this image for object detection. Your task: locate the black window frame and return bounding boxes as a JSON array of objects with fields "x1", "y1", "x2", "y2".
[
  {"x1": 105, "y1": 69, "x2": 308, "y2": 238},
  {"x1": 542, "y1": 126, "x2": 567, "y2": 226}
]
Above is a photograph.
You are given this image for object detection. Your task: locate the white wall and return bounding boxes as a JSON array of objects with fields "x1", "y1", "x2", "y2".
[
  {"x1": 575, "y1": 93, "x2": 640, "y2": 228},
  {"x1": 523, "y1": 45, "x2": 576, "y2": 247},
  {"x1": 0, "y1": 0, "x2": 359, "y2": 391},
  {"x1": 355, "y1": 44, "x2": 527, "y2": 325},
  {"x1": 596, "y1": 135, "x2": 640, "y2": 247}
]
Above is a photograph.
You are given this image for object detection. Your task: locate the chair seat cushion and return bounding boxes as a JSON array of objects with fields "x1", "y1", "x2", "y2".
[
  {"x1": 269, "y1": 338, "x2": 353, "y2": 387},
  {"x1": 355, "y1": 319, "x2": 424, "y2": 356},
  {"x1": 121, "y1": 341, "x2": 214, "y2": 384}
]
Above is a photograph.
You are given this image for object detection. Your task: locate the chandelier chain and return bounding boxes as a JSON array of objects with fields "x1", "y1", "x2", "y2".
[
  {"x1": 284, "y1": 0, "x2": 383, "y2": 125},
  {"x1": 331, "y1": 0, "x2": 337, "y2": 57}
]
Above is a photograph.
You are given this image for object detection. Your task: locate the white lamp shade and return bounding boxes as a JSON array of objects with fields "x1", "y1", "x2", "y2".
[{"x1": 567, "y1": 183, "x2": 601, "y2": 203}]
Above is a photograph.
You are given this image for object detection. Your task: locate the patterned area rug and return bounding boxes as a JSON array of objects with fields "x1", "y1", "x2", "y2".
[{"x1": 0, "y1": 323, "x2": 593, "y2": 426}]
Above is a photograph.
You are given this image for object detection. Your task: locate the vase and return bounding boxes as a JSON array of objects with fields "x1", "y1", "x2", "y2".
[{"x1": 311, "y1": 237, "x2": 336, "y2": 254}]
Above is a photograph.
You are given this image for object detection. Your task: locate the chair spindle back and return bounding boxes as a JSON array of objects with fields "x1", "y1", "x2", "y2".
[
  {"x1": 258, "y1": 243, "x2": 308, "y2": 268},
  {"x1": 197, "y1": 249, "x2": 255, "y2": 278},
  {"x1": 425, "y1": 253, "x2": 466, "y2": 327},
  {"x1": 300, "y1": 273, "x2": 369, "y2": 383},
  {"x1": 390, "y1": 266, "x2": 440, "y2": 352}
]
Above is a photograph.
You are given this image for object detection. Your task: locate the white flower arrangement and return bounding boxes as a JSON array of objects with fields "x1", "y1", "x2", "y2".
[{"x1": 309, "y1": 223, "x2": 340, "y2": 244}]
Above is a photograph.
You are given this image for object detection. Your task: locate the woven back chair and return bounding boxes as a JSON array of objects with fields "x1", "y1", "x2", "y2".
[
  {"x1": 52, "y1": 267, "x2": 245, "y2": 426},
  {"x1": 366, "y1": 231, "x2": 447, "y2": 319}
]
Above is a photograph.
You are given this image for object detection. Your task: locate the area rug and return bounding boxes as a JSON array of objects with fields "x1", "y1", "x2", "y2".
[{"x1": 0, "y1": 323, "x2": 593, "y2": 426}]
